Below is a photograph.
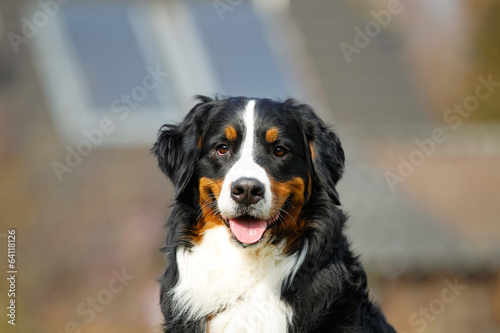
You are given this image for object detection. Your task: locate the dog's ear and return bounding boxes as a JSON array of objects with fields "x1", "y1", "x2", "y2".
[
  {"x1": 289, "y1": 99, "x2": 345, "y2": 205},
  {"x1": 152, "y1": 96, "x2": 214, "y2": 201},
  {"x1": 310, "y1": 125, "x2": 344, "y2": 205}
]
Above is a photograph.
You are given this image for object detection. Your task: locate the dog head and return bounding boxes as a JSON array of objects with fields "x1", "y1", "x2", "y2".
[{"x1": 153, "y1": 96, "x2": 344, "y2": 249}]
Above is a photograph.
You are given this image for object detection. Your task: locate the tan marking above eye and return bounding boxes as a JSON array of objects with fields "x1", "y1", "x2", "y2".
[
  {"x1": 266, "y1": 127, "x2": 279, "y2": 143},
  {"x1": 224, "y1": 126, "x2": 237, "y2": 141}
]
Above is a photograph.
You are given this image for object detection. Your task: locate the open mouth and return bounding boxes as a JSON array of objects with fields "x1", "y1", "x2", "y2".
[{"x1": 222, "y1": 214, "x2": 279, "y2": 245}]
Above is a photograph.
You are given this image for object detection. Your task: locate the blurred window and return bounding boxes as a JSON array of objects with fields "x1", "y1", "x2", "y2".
[
  {"x1": 32, "y1": 1, "x2": 295, "y2": 145},
  {"x1": 188, "y1": 1, "x2": 289, "y2": 97},
  {"x1": 63, "y1": 5, "x2": 171, "y2": 109}
]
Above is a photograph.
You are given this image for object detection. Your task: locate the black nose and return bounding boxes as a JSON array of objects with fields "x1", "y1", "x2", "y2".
[{"x1": 231, "y1": 178, "x2": 265, "y2": 205}]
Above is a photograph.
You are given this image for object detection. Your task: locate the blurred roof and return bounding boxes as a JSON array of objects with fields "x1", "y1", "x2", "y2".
[{"x1": 289, "y1": 0, "x2": 500, "y2": 277}]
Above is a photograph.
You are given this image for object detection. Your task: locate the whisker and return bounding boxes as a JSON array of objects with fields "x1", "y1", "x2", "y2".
[
  {"x1": 197, "y1": 196, "x2": 218, "y2": 220},
  {"x1": 199, "y1": 194, "x2": 223, "y2": 223}
]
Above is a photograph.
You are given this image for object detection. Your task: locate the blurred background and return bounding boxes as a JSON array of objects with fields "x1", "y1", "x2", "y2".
[{"x1": 0, "y1": 0, "x2": 499, "y2": 332}]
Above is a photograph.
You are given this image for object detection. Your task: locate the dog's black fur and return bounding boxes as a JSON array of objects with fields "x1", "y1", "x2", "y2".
[{"x1": 153, "y1": 96, "x2": 396, "y2": 332}]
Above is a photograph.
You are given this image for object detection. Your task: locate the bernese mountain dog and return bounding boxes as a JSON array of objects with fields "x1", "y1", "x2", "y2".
[{"x1": 153, "y1": 96, "x2": 396, "y2": 333}]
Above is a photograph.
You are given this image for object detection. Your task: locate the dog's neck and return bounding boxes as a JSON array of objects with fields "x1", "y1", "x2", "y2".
[{"x1": 170, "y1": 226, "x2": 305, "y2": 333}]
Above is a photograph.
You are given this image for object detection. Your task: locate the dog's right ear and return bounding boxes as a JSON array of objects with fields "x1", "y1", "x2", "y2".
[{"x1": 152, "y1": 96, "x2": 214, "y2": 200}]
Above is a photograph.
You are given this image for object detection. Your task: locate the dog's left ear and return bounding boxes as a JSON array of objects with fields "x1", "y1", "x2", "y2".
[
  {"x1": 152, "y1": 96, "x2": 214, "y2": 201},
  {"x1": 310, "y1": 125, "x2": 345, "y2": 205},
  {"x1": 290, "y1": 100, "x2": 345, "y2": 205}
]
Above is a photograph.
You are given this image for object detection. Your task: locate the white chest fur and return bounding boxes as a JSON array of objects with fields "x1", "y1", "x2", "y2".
[{"x1": 170, "y1": 226, "x2": 302, "y2": 333}]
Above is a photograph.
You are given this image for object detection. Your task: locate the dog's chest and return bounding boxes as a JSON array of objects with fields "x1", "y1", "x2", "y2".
[{"x1": 172, "y1": 226, "x2": 297, "y2": 333}]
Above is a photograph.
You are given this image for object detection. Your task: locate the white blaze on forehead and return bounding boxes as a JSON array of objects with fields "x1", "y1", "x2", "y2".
[
  {"x1": 231, "y1": 100, "x2": 266, "y2": 179},
  {"x1": 240, "y1": 100, "x2": 256, "y2": 165},
  {"x1": 218, "y1": 100, "x2": 273, "y2": 219}
]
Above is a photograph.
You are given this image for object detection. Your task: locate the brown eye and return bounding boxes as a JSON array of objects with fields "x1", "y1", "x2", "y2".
[
  {"x1": 274, "y1": 146, "x2": 287, "y2": 157},
  {"x1": 217, "y1": 144, "x2": 229, "y2": 156}
]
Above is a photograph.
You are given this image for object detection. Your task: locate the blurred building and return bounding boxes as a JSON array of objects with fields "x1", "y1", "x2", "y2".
[{"x1": 0, "y1": 0, "x2": 499, "y2": 332}]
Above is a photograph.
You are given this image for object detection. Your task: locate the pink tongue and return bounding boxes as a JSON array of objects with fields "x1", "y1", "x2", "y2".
[{"x1": 229, "y1": 217, "x2": 268, "y2": 244}]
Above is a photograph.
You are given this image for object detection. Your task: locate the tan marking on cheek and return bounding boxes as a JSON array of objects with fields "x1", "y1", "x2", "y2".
[
  {"x1": 192, "y1": 177, "x2": 225, "y2": 243},
  {"x1": 207, "y1": 315, "x2": 214, "y2": 333},
  {"x1": 199, "y1": 177, "x2": 223, "y2": 201},
  {"x1": 310, "y1": 143, "x2": 315, "y2": 160},
  {"x1": 271, "y1": 177, "x2": 306, "y2": 208},
  {"x1": 198, "y1": 137, "x2": 203, "y2": 150},
  {"x1": 224, "y1": 126, "x2": 237, "y2": 141},
  {"x1": 269, "y1": 177, "x2": 308, "y2": 252},
  {"x1": 266, "y1": 127, "x2": 279, "y2": 143}
]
